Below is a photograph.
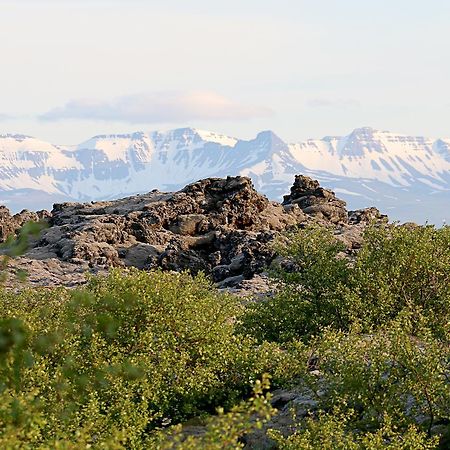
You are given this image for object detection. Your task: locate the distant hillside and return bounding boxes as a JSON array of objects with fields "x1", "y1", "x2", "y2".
[{"x1": 0, "y1": 127, "x2": 449, "y2": 223}]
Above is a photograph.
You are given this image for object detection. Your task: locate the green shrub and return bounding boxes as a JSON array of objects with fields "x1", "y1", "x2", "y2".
[
  {"x1": 350, "y1": 224, "x2": 450, "y2": 333},
  {"x1": 269, "y1": 411, "x2": 438, "y2": 449},
  {"x1": 151, "y1": 374, "x2": 275, "y2": 449},
  {"x1": 0, "y1": 269, "x2": 303, "y2": 447},
  {"x1": 242, "y1": 224, "x2": 450, "y2": 342},
  {"x1": 0, "y1": 221, "x2": 449, "y2": 447},
  {"x1": 265, "y1": 314, "x2": 448, "y2": 448},
  {"x1": 237, "y1": 223, "x2": 450, "y2": 447},
  {"x1": 306, "y1": 316, "x2": 450, "y2": 433},
  {"x1": 240, "y1": 225, "x2": 352, "y2": 342}
]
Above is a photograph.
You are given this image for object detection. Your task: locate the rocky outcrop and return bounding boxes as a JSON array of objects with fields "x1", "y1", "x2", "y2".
[
  {"x1": 24, "y1": 177, "x2": 306, "y2": 284},
  {"x1": 283, "y1": 175, "x2": 348, "y2": 224},
  {"x1": 348, "y1": 206, "x2": 388, "y2": 225},
  {"x1": 0, "y1": 207, "x2": 50, "y2": 242},
  {"x1": 0, "y1": 175, "x2": 387, "y2": 288}
]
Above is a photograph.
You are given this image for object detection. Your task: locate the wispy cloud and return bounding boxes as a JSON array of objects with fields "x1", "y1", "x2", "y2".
[
  {"x1": 0, "y1": 113, "x2": 13, "y2": 121},
  {"x1": 306, "y1": 98, "x2": 361, "y2": 109},
  {"x1": 40, "y1": 91, "x2": 273, "y2": 123}
]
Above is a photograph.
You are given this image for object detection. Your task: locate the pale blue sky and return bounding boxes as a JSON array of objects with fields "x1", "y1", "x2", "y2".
[{"x1": 1, "y1": 0, "x2": 449, "y2": 143}]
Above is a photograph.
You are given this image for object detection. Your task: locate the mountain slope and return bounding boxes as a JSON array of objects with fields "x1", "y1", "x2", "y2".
[{"x1": 0, "y1": 128, "x2": 449, "y2": 223}]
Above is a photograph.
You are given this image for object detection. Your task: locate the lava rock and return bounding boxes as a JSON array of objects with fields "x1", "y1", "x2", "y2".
[{"x1": 0, "y1": 175, "x2": 388, "y2": 288}]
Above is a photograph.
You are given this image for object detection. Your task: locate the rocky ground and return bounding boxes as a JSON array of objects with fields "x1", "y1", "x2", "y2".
[{"x1": 0, "y1": 175, "x2": 387, "y2": 291}]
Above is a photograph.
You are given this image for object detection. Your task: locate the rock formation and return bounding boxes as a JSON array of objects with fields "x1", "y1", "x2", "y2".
[
  {"x1": 0, "y1": 207, "x2": 50, "y2": 242},
  {"x1": 0, "y1": 175, "x2": 387, "y2": 289},
  {"x1": 282, "y1": 175, "x2": 348, "y2": 224}
]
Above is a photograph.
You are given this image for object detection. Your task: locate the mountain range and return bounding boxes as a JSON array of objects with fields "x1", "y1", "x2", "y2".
[{"x1": 0, "y1": 127, "x2": 449, "y2": 223}]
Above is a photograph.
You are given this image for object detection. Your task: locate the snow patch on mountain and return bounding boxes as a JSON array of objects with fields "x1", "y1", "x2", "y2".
[
  {"x1": 0, "y1": 127, "x2": 449, "y2": 223},
  {"x1": 288, "y1": 128, "x2": 450, "y2": 189}
]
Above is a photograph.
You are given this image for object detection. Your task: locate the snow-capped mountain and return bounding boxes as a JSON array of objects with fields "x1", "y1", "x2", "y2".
[{"x1": 0, "y1": 127, "x2": 449, "y2": 224}]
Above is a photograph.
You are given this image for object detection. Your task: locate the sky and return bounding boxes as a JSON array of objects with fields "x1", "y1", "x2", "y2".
[{"x1": 1, "y1": 0, "x2": 449, "y2": 144}]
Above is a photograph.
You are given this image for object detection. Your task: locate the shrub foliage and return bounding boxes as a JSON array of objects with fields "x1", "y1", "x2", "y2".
[
  {"x1": 242, "y1": 224, "x2": 450, "y2": 342},
  {"x1": 0, "y1": 223, "x2": 449, "y2": 448}
]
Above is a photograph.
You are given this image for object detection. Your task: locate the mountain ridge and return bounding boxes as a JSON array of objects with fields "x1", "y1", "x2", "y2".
[{"x1": 0, "y1": 127, "x2": 449, "y2": 223}]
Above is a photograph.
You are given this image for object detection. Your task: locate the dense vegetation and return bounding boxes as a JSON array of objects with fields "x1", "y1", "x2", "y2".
[
  {"x1": 243, "y1": 224, "x2": 450, "y2": 341},
  {"x1": 0, "y1": 223, "x2": 449, "y2": 448}
]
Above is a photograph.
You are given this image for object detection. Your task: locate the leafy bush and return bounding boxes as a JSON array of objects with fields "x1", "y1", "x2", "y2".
[
  {"x1": 308, "y1": 316, "x2": 450, "y2": 432},
  {"x1": 242, "y1": 224, "x2": 450, "y2": 342},
  {"x1": 269, "y1": 411, "x2": 438, "y2": 450},
  {"x1": 0, "y1": 219, "x2": 48, "y2": 283},
  {"x1": 350, "y1": 224, "x2": 450, "y2": 332},
  {"x1": 0, "y1": 270, "x2": 302, "y2": 447},
  {"x1": 151, "y1": 374, "x2": 275, "y2": 449},
  {"x1": 236, "y1": 223, "x2": 450, "y2": 448},
  {"x1": 240, "y1": 225, "x2": 352, "y2": 342},
  {"x1": 0, "y1": 221, "x2": 449, "y2": 447}
]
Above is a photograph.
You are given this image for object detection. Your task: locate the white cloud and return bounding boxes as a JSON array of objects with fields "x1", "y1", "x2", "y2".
[{"x1": 40, "y1": 91, "x2": 273, "y2": 123}]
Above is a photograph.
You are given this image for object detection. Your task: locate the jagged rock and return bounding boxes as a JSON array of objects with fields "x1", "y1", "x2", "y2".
[
  {"x1": 120, "y1": 243, "x2": 164, "y2": 269},
  {"x1": 3, "y1": 258, "x2": 100, "y2": 289},
  {"x1": 333, "y1": 207, "x2": 388, "y2": 251},
  {"x1": 22, "y1": 177, "x2": 306, "y2": 280},
  {"x1": 0, "y1": 206, "x2": 49, "y2": 242},
  {"x1": 0, "y1": 175, "x2": 388, "y2": 288},
  {"x1": 283, "y1": 175, "x2": 348, "y2": 224},
  {"x1": 216, "y1": 275, "x2": 245, "y2": 289},
  {"x1": 221, "y1": 273, "x2": 274, "y2": 299},
  {"x1": 348, "y1": 207, "x2": 388, "y2": 225}
]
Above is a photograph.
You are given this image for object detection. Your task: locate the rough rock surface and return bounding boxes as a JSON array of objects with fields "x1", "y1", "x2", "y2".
[
  {"x1": 0, "y1": 207, "x2": 50, "y2": 243},
  {"x1": 348, "y1": 206, "x2": 388, "y2": 225},
  {"x1": 283, "y1": 175, "x2": 348, "y2": 224},
  {"x1": 0, "y1": 175, "x2": 387, "y2": 289}
]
